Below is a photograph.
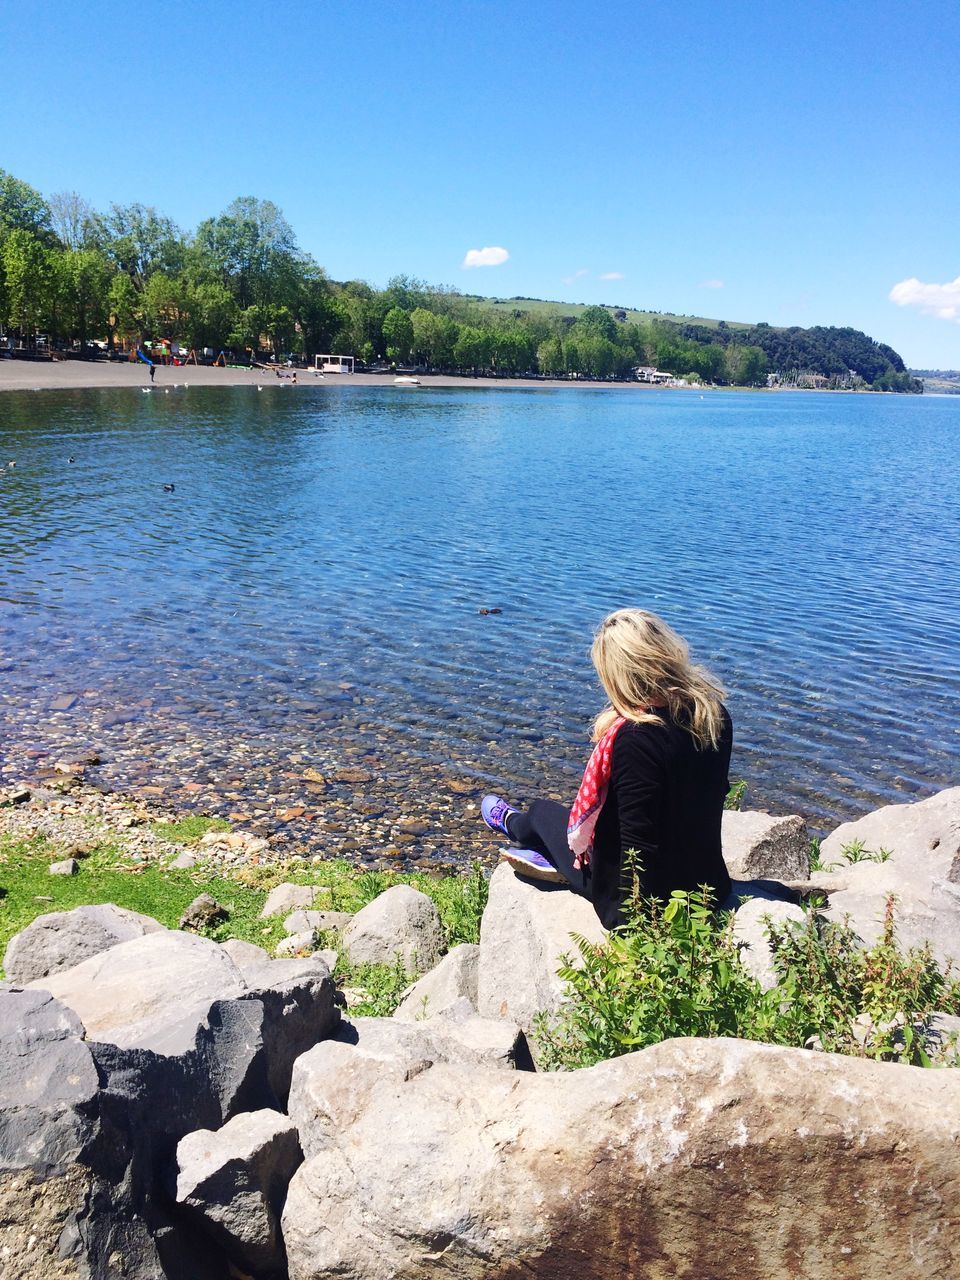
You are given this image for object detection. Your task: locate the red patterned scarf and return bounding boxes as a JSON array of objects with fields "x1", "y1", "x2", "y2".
[{"x1": 567, "y1": 716, "x2": 626, "y2": 870}]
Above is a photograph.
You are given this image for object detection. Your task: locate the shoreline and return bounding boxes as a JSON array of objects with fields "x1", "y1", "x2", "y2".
[{"x1": 0, "y1": 360, "x2": 882, "y2": 395}]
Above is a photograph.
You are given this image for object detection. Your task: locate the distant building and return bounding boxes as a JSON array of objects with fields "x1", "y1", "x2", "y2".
[
  {"x1": 315, "y1": 354, "x2": 355, "y2": 374},
  {"x1": 635, "y1": 366, "x2": 672, "y2": 384}
]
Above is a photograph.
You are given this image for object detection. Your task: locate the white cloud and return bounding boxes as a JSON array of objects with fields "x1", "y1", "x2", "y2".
[
  {"x1": 599, "y1": 271, "x2": 624, "y2": 281},
  {"x1": 562, "y1": 268, "x2": 590, "y2": 285},
  {"x1": 698, "y1": 279, "x2": 724, "y2": 290},
  {"x1": 889, "y1": 275, "x2": 960, "y2": 322},
  {"x1": 462, "y1": 246, "x2": 509, "y2": 269}
]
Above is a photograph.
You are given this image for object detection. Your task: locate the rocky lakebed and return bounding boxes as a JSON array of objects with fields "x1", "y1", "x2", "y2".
[{"x1": 2, "y1": 780, "x2": 960, "y2": 1279}]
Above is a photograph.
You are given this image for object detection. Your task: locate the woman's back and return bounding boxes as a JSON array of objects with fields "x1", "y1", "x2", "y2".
[{"x1": 589, "y1": 708, "x2": 733, "y2": 928}]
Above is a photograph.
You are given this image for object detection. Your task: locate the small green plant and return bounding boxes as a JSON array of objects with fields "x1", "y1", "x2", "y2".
[
  {"x1": 724, "y1": 780, "x2": 747, "y2": 811},
  {"x1": 535, "y1": 870, "x2": 960, "y2": 1071},
  {"x1": 413, "y1": 861, "x2": 489, "y2": 946},
  {"x1": 838, "y1": 839, "x2": 892, "y2": 865},
  {"x1": 808, "y1": 836, "x2": 823, "y2": 871},
  {"x1": 335, "y1": 956, "x2": 411, "y2": 1018}
]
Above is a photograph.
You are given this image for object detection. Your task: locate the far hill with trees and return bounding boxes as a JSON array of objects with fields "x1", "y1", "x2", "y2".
[{"x1": 0, "y1": 168, "x2": 920, "y2": 392}]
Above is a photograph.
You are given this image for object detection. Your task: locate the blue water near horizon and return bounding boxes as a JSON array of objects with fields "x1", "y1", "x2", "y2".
[{"x1": 1, "y1": 383, "x2": 958, "y2": 842}]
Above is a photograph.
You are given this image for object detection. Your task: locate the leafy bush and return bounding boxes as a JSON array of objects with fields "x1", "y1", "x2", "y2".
[
  {"x1": 724, "y1": 780, "x2": 747, "y2": 811},
  {"x1": 535, "y1": 882, "x2": 960, "y2": 1071}
]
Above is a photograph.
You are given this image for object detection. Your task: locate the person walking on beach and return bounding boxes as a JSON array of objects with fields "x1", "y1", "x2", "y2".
[
  {"x1": 481, "y1": 609, "x2": 733, "y2": 928},
  {"x1": 148, "y1": 362, "x2": 155, "y2": 383}
]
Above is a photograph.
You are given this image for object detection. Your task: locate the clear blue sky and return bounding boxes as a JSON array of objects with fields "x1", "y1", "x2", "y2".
[{"x1": 3, "y1": 0, "x2": 958, "y2": 367}]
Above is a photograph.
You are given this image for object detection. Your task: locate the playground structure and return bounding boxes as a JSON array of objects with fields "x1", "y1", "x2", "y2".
[{"x1": 315, "y1": 354, "x2": 355, "y2": 374}]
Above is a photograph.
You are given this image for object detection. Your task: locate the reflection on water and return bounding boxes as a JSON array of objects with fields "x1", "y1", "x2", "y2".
[{"x1": 1, "y1": 384, "x2": 958, "y2": 861}]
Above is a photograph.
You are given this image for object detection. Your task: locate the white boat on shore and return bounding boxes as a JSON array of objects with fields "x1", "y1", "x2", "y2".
[{"x1": 393, "y1": 375, "x2": 421, "y2": 387}]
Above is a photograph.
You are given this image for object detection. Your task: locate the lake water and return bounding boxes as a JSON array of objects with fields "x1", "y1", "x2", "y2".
[{"x1": 1, "y1": 384, "x2": 958, "y2": 866}]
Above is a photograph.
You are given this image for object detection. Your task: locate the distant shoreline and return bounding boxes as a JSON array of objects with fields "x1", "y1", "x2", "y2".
[{"x1": 0, "y1": 360, "x2": 894, "y2": 396}]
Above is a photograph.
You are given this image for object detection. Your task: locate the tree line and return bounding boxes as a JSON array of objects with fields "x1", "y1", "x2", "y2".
[{"x1": 0, "y1": 169, "x2": 919, "y2": 390}]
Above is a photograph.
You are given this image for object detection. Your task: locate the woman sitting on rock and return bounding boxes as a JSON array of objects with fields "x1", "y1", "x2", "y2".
[{"x1": 481, "y1": 608, "x2": 733, "y2": 928}]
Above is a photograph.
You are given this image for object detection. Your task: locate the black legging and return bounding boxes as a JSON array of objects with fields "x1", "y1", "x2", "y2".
[{"x1": 507, "y1": 799, "x2": 591, "y2": 898}]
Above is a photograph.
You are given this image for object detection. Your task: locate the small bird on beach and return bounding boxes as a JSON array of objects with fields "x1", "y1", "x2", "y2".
[{"x1": 162, "y1": 483, "x2": 175, "y2": 492}]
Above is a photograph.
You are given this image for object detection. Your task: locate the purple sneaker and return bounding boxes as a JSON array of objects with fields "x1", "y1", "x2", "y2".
[
  {"x1": 500, "y1": 848, "x2": 566, "y2": 884},
  {"x1": 481, "y1": 794, "x2": 518, "y2": 838}
]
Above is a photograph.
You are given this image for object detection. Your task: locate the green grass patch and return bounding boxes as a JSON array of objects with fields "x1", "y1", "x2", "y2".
[
  {"x1": 149, "y1": 815, "x2": 231, "y2": 843},
  {"x1": 0, "y1": 834, "x2": 285, "y2": 971},
  {"x1": 0, "y1": 833, "x2": 489, "y2": 982}
]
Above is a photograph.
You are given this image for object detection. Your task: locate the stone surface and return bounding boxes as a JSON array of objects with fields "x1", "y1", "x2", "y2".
[
  {"x1": 176, "y1": 1108, "x2": 302, "y2": 1277},
  {"x1": 3, "y1": 903, "x2": 165, "y2": 985},
  {"x1": 394, "y1": 943, "x2": 480, "y2": 1021},
  {"x1": 275, "y1": 930, "x2": 319, "y2": 958},
  {"x1": 722, "y1": 809, "x2": 810, "y2": 880},
  {"x1": 29, "y1": 930, "x2": 340, "y2": 1116},
  {"x1": 178, "y1": 893, "x2": 227, "y2": 931},
  {"x1": 731, "y1": 897, "x2": 807, "y2": 989},
  {"x1": 477, "y1": 863, "x2": 606, "y2": 1033},
  {"x1": 259, "y1": 884, "x2": 329, "y2": 919},
  {"x1": 170, "y1": 851, "x2": 197, "y2": 870},
  {"x1": 29, "y1": 930, "x2": 246, "y2": 1050},
  {"x1": 48, "y1": 858, "x2": 79, "y2": 876},
  {"x1": 815, "y1": 786, "x2": 960, "y2": 969},
  {"x1": 288, "y1": 1012, "x2": 531, "y2": 1161},
  {"x1": 219, "y1": 937, "x2": 270, "y2": 968},
  {"x1": 0, "y1": 987, "x2": 99, "y2": 1177},
  {"x1": 283, "y1": 1037, "x2": 960, "y2": 1280},
  {"x1": 340, "y1": 885, "x2": 444, "y2": 976},
  {"x1": 283, "y1": 909, "x2": 352, "y2": 935}
]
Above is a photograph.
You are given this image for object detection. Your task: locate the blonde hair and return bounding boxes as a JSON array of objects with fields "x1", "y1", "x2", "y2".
[{"x1": 591, "y1": 609, "x2": 726, "y2": 749}]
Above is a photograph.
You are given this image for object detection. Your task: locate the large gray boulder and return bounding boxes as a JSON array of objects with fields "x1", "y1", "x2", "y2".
[
  {"x1": 284, "y1": 909, "x2": 353, "y2": 935},
  {"x1": 282, "y1": 1037, "x2": 960, "y2": 1280},
  {"x1": 29, "y1": 930, "x2": 246, "y2": 1050},
  {"x1": 340, "y1": 885, "x2": 444, "y2": 976},
  {"x1": 29, "y1": 931, "x2": 340, "y2": 1115},
  {"x1": 722, "y1": 810, "x2": 810, "y2": 880},
  {"x1": 731, "y1": 897, "x2": 807, "y2": 990},
  {"x1": 3, "y1": 903, "x2": 165, "y2": 985},
  {"x1": 176, "y1": 1109, "x2": 302, "y2": 1278},
  {"x1": 260, "y1": 884, "x2": 330, "y2": 919},
  {"x1": 289, "y1": 1012, "x2": 532, "y2": 1159},
  {"x1": 477, "y1": 863, "x2": 606, "y2": 1033},
  {"x1": 0, "y1": 985, "x2": 215, "y2": 1280},
  {"x1": 394, "y1": 943, "x2": 480, "y2": 1021},
  {"x1": 0, "y1": 987, "x2": 99, "y2": 1177},
  {"x1": 814, "y1": 786, "x2": 960, "y2": 969}
]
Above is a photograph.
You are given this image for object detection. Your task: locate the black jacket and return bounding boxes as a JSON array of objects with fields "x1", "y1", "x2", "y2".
[{"x1": 588, "y1": 707, "x2": 733, "y2": 928}]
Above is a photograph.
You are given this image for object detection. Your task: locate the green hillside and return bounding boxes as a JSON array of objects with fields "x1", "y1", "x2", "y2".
[{"x1": 469, "y1": 294, "x2": 757, "y2": 332}]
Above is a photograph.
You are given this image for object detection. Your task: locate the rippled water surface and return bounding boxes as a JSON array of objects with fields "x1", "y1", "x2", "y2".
[{"x1": 1, "y1": 384, "x2": 958, "y2": 861}]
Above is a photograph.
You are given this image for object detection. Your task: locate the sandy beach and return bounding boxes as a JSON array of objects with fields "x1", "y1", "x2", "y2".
[{"x1": 0, "y1": 358, "x2": 670, "y2": 395}]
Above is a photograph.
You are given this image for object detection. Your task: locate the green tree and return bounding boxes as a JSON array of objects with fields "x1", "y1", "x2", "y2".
[
  {"x1": 48, "y1": 192, "x2": 100, "y2": 251},
  {"x1": 2, "y1": 230, "x2": 52, "y2": 337},
  {"x1": 100, "y1": 204, "x2": 185, "y2": 291},
  {"x1": 57, "y1": 249, "x2": 111, "y2": 347},
  {"x1": 108, "y1": 272, "x2": 140, "y2": 349},
  {"x1": 382, "y1": 306, "x2": 413, "y2": 363},
  {"x1": 298, "y1": 275, "x2": 346, "y2": 360},
  {"x1": 537, "y1": 336, "x2": 564, "y2": 376},
  {"x1": 141, "y1": 272, "x2": 189, "y2": 338},
  {"x1": 185, "y1": 280, "x2": 237, "y2": 351},
  {"x1": 576, "y1": 305, "x2": 618, "y2": 342},
  {"x1": 0, "y1": 170, "x2": 51, "y2": 238},
  {"x1": 193, "y1": 197, "x2": 301, "y2": 312}
]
